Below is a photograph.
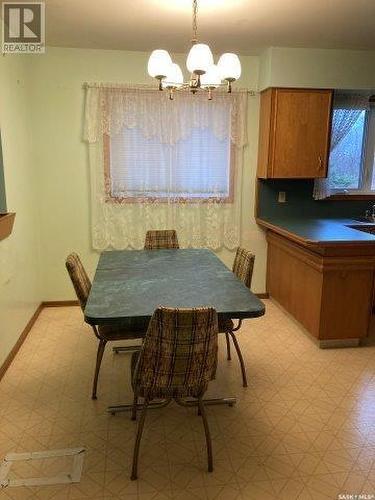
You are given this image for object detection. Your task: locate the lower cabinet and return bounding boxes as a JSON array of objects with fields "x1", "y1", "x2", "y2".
[{"x1": 266, "y1": 232, "x2": 375, "y2": 346}]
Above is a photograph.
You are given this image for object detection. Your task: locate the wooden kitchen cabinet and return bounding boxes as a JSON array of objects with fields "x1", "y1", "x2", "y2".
[
  {"x1": 265, "y1": 231, "x2": 374, "y2": 346},
  {"x1": 257, "y1": 88, "x2": 333, "y2": 179}
]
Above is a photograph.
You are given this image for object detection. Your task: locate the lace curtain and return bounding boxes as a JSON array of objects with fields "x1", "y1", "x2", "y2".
[
  {"x1": 83, "y1": 83, "x2": 248, "y2": 250},
  {"x1": 313, "y1": 93, "x2": 370, "y2": 200}
]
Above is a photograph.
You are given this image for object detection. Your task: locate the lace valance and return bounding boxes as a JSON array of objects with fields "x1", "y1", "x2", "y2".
[
  {"x1": 333, "y1": 92, "x2": 371, "y2": 110},
  {"x1": 83, "y1": 83, "x2": 248, "y2": 147}
]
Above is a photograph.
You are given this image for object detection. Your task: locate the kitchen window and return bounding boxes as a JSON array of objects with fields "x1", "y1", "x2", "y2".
[{"x1": 328, "y1": 94, "x2": 375, "y2": 195}]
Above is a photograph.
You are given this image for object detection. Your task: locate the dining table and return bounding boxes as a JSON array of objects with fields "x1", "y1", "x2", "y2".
[{"x1": 84, "y1": 248, "x2": 265, "y2": 414}]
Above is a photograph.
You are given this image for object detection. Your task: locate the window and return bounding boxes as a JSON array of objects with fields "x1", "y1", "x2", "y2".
[
  {"x1": 103, "y1": 101, "x2": 234, "y2": 203},
  {"x1": 84, "y1": 85, "x2": 247, "y2": 250},
  {"x1": 328, "y1": 95, "x2": 375, "y2": 194}
]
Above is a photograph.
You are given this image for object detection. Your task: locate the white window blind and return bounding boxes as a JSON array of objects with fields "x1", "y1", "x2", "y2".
[{"x1": 106, "y1": 106, "x2": 233, "y2": 201}]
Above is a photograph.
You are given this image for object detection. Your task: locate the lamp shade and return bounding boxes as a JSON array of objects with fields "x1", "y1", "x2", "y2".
[
  {"x1": 186, "y1": 43, "x2": 214, "y2": 75},
  {"x1": 217, "y1": 53, "x2": 241, "y2": 81},
  {"x1": 162, "y1": 63, "x2": 184, "y2": 88},
  {"x1": 201, "y1": 64, "x2": 222, "y2": 88},
  {"x1": 147, "y1": 50, "x2": 172, "y2": 78}
]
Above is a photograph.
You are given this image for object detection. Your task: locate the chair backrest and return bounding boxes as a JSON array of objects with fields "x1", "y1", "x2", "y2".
[
  {"x1": 133, "y1": 306, "x2": 218, "y2": 398},
  {"x1": 144, "y1": 230, "x2": 179, "y2": 250},
  {"x1": 65, "y1": 253, "x2": 91, "y2": 310},
  {"x1": 232, "y1": 247, "x2": 255, "y2": 290}
]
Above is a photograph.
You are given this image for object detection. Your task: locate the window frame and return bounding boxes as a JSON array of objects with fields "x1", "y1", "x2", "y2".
[
  {"x1": 329, "y1": 100, "x2": 375, "y2": 198},
  {"x1": 102, "y1": 132, "x2": 236, "y2": 205}
]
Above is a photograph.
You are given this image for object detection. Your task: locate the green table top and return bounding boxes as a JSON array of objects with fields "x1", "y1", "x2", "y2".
[{"x1": 84, "y1": 249, "x2": 265, "y2": 325}]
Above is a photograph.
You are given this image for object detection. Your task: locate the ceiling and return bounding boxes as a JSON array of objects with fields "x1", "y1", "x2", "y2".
[{"x1": 5, "y1": 0, "x2": 375, "y2": 54}]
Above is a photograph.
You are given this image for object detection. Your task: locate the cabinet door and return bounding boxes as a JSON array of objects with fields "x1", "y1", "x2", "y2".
[{"x1": 271, "y1": 89, "x2": 332, "y2": 178}]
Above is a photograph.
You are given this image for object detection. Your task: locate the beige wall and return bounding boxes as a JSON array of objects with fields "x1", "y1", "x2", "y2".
[
  {"x1": 0, "y1": 54, "x2": 42, "y2": 366},
  {"x1": 28, "y1": 47, "x2": 267, "y2": 300},
  {"x1": 259, "y1": 47, "x2": 375, "y2": 90}
]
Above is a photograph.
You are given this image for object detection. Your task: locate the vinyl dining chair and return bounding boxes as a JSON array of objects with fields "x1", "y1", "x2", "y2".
[
  {"x1": 144, "y1": 229, "x2": 179, "y2": 249},
  {"x1": 65, "y1": 253, "x2": 147, "y2": 400},
  {"x1": 130, "y1": 306, "x2": 218, "y2": 480},
  {"x1": 219, "y1": 247, "x2": 255, "y2": 388}
]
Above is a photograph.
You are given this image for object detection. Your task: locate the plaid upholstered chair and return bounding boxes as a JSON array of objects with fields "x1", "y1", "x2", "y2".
[
  {"x1": 130, "y1": 306, "x2": 218, "y2": 480},
  {"x1": 220, "y1": 247, "x2": 255, "y2": 388},
  {"x1": 65, "y1": 253, "x2": 147, "y2": 400},
  {"x1": 144, "y1": 229, "x2": 179, "y2": 249}
]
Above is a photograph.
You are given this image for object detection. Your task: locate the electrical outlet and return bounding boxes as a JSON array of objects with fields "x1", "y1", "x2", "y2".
[{"x1": 278, "y1": 191, "x2": 286, "y2": 203}]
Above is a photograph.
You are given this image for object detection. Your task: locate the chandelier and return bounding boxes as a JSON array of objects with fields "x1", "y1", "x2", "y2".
[{"x1": 147, "y1": 0, "x2": 241, "y2": 100}]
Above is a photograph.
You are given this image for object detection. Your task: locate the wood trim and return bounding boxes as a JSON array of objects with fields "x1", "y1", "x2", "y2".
[
  {"x1": 0, "y1": 212, "x2": 16, "y2": 242},
  {"x1": 42, "y1": 300, "x2": 80, "y2": 307},
  {"x1": 0, "y1": 303, "x2": 43, "y2": 381},
  {"x1": 255, "y1": 293, "x2": 269, "y2": 299},
  {"x1": 0, "y1": 300, "x2": 81, "y2": 382},
  {"x1": 327, "y1": 194, "x2": 375, "y2": 201},
  {"x1": 319, "y1": 338, "x2": 361, "y2": 348},
  {"x1": 257, "y1": 88, "x2": 274, "y2": 178},
  {"x1": 266, "y1": 230, "x2": 375, "y2": 271}
]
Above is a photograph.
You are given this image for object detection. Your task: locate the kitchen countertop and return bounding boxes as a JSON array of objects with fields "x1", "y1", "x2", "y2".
[{"x1": 257, "y1": 216, "x2": 375, "y2": 245}]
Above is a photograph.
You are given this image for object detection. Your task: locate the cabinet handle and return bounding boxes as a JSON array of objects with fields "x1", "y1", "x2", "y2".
[{"x1": 318, "y1": 155, "x2": 323, "y2": 171}]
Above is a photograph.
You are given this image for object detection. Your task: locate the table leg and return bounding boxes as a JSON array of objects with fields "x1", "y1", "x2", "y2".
[{"x1": 107, "y1": 396, "x2": 236, "y2": 415}]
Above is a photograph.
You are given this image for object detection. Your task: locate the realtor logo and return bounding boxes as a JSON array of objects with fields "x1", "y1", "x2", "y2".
[{"x1": 2, "y1": 2, "x2": 45, "y2": 53}]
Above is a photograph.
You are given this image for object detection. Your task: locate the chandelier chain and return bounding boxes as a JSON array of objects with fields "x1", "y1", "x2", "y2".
[{"x1": 192, "y1": 0, "x2": 198, "y2": 43}]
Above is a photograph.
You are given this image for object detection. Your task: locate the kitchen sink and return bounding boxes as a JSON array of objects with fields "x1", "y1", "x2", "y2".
[{"x1": 346, "y1": 224, "x2": 375, "y2": 235}]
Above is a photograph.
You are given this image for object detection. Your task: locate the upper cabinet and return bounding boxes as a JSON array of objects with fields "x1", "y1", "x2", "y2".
[{"x1": 257, "y1": 88, "x2": 333, "y2": 179}]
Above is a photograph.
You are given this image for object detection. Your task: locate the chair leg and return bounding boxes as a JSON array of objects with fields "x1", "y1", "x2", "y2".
[
  {"x1": 131, "y1": 392, "x2": 138, "y2": 421},
  {"x1": 229, "y1": 331, "x2": 248, "y2": 388},
  {"x1": 92, "y1": 339, "x2": 107, "y2": 400},
  {"x1": 131, "y1": 397, "x2": 149, "y2": 480},
  {"x1": 198, "y1": 398, "x2": 213, "y2": 473},
  {"x1": 225, "y1": 332, "x2": 231, "y2": 360}
]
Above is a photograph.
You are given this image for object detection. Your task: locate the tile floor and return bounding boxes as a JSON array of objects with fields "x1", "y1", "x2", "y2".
[{"x1": 0, "y1": 300, "x2": 374, "y2": 499}]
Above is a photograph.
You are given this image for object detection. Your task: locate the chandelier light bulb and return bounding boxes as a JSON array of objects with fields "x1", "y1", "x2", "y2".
[
  {"x1": 147, "y1": 49, "x2": 173, "y2": 78},
  {"x1": 217, "y1": 53, "x2": 242, "y2": 81},
  {"x1": 162, "y1": 63, "x2": 184, "y2": 88},
  {"x1": 201, "y1": 64, "x2": 222, "y2": 88},
  {"x1": 186, "y1": 43, "x2": 214, "y2": 75}
]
